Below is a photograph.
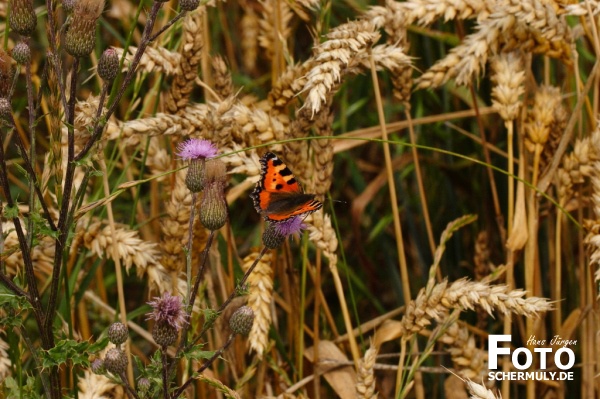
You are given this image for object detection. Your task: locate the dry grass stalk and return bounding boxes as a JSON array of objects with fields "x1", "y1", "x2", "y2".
[
  {"x1": 415, "y1": 0, "x2": 571, "y2": 89},
  {"x1": 258, "y1": 0, "x2": 293, "y2": 61},
  {"x1": 243, "y1": 250, "x2": 274, "y2": 357},
  {"x1": 465, "y1": 380, "x2": 501, "y2": 399},
  {"x1": 400, "y1": 278, "x2": 552, "y2": 336},
  {"x1": 113, "y1": 45, "x2": 182, "y2": 76},
  {"x1": 356, "y1": 342, "x2": 379, "y2": 399},
  {"x1": 212, "y1": 55, "x2": 234, "y2": 99},
  {"x1": 299, "y1": 19, "x2": 380, "y2": 116},
  {"x1": 556, "y1": 121, "x2": 600, "y2": 205},
  {"x1": 165, "y1": 9, "x2": 204, "y2": 114},
  {"x1": 490, "y1": 52, "x2": 525, "y2": 122},
  {"x1": 439, "y1": 323, "x2": 487, "y2": 381},
  {"x1": 77, "y1": 369, "x2": 125, "y2": 399}
]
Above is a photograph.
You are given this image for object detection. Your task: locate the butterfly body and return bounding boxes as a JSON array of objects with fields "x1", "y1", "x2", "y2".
[{"x1": 251, "y1": 152, "x2": 323, "y2": 222}]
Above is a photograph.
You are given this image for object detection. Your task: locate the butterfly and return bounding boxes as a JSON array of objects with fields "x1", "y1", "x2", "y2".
[{"x1": 251, "y1": 152, "x2": 323, "y2": 223}]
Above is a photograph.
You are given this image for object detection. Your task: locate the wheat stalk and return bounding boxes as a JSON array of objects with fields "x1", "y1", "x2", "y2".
[
  {"x1": 556, "y1": 122, "x2": 600, "y2": 205},
  {"x1": 78, "y1": 369, "x2": 125, "y2": 399},
  {"x1": 356, "y1": 342, "x2": 379, "y2": 399},
  {"x1": 243, "y1": 250, "x2": 274, "y2": 357},
  {"x1": 415, "y1": 0, "x2": 571, "y2": 89},
  {"x1": 465, "y1": 380, "x2": 501, "y2": 399},
  {"x1": 82, "y1": 220, "x2": 161, "y2": 273},
  {"x1": 113, "y1": 45, "x2": 182, "y2": 76},
  {"x1": 0, "y1": 334, "x2": 11, "y2": 381},
  {"x1": 299, "y1": 19, "x2": 379, "y2": 116},
  {"x1": 241, "y1": 7, "x2": 259, "y2": 73},
  {"x1": 165, "y1": 9, "x2": 204, "y2": 114},
  {"x1": 400, "y1": 278, "x2": 551, "y2": 336},
  {"x1": 439, "y1": 323, "x2": 487, "y2": 381}
]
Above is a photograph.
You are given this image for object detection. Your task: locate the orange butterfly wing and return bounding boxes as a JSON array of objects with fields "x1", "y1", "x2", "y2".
[{"x1": 251, "y1": 152, "x2": 322, "y2": 222}]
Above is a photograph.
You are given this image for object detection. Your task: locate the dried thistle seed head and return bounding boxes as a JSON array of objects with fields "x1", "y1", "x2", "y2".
[
  {"x1": 229, "y1": 305, "x2": 255, "y2": 336},
  {"x1": 64, "y1": 0, "x2": 105, "y2": 58},
  {"x1": 103, "y1": 348, "x2": 128, "y2": 375},
  {"x1": 0, "y1": 98, "x2": 11, "y2": 121},
  {"x1": 90, "y1": 358, "x2": 105, "y2": 374},
  {"x1": 107, "y1": 322, "x2": 129, "y2": 345},
  {"x1": 11, "y1": 42, "x2": 31, "y2": 64},
  {"x1": 180, "y1": 0, "x2": 199, "y2": 11},
  {"x1": 152, "y1": 320, "x2": 178, "y2": 347},
  {"x1": 97, "y1": 48, "x2": 119, "y2": 81},
  {"x1": 262, "y1": 217, "x2": 306, "y2": 249},
  {"x1": 8, "y1": 0, "x2": 37, "y2": 36}
]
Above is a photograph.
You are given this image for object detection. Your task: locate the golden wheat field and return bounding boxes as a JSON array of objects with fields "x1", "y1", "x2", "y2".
[{"x1": 1, "y1": 0, "x2": 599, "y2": 398}]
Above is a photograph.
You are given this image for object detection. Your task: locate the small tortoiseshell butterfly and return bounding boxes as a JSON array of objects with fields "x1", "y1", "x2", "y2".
[{"x1": 251, "y1": 152, "x2": 323, "y2": 223}]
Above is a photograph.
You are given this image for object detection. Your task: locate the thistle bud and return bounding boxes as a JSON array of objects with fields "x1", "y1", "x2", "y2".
[
  {"x1": 152, "y1": 320, "x2": 178, "y2": 348},
  {"x1": 11, "y1": 42, "x2": 31, "y2": 65},
  {"x1": 98, "y1": 48, "x2": 119, "y2": 82},
  {"x1": 103, "y1": 348, "x2": 128, "y2": 375},
  {"x1": 262, "y1": 222, "x2": 286, "y2": 249},
  {"x1": 62, "y1": 0, "x2": 75, "y2": 13},
  {"x1": 229, "y1": 306, "x2": 254, "y2": 336},
  {"x1": 137, "y1": 378, "x2": 151, "y2": 394},
  {"x1": 180, "y1": 0, "x2": 200, "y2": 11},
  {"x1": 90, "y1": 358, "x2": 105, "y2": 374},
  {"x1": 64, "y1": 0, "x2": 105, "y2": 58},
  {"x1": 185, "y1": 158, "x2": 206, "y2": 193},
  {"x1": 199, "y1": 159, "x2": 228, "y2": 231},
  {"x1": 0, "y1": 98, "x2": 11, "y2": 121},
  {"x1": 262, "y1": 217, "x2": 306, "y2": 249},
  {"x1": 8, "y1": 0, "x2": 37, "y2": 36},
  {"x1": 107, "y1": 322, "x2": 128, "y2": 345}
]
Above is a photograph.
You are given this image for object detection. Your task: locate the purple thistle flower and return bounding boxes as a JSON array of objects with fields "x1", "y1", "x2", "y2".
[
  {"x1": 147, "y1": 292, "x2": 187, "y2": 331},
  {"x1": 275, "y1": 217, "x2": 307, "y2": 237},
  {"x1": 177, "y1": 139, "x2": 218, "y2": 160}
]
